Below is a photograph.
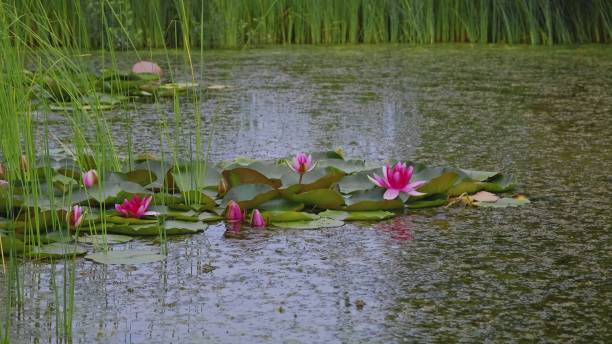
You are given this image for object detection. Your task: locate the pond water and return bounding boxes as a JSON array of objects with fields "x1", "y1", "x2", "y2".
[{"x1": 3, "y1": 45, "x2": 612, "y2": 343}]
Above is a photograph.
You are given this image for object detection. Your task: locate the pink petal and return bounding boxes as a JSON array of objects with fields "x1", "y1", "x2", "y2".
[
  {"x1": 368, "y1": 174, "x2": 384, "y2": 188},
  {"x1": 408, "y1": 190, "x2": 426, "y2": 196},
  {"x1": 383, "y1": 189, "x2": 400, "y2": 200}
]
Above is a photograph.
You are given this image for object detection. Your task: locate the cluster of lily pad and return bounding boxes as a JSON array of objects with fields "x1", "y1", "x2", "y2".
[
  {"x1": 27, "y1": 61, "x2": 199, "y2": 112},
  {"x1": 0, "y1": 149, "x2": 528, "y2": 264}
]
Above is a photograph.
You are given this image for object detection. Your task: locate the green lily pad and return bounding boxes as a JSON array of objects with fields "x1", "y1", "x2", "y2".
[
  {"x1": 221, "y1": 183, "x2": 280, "y2": 209},
  {"x1": 459, "y1": 169, "x2": 499, "y2": 182},
  {"x1": 170, "y1": 163, "x2": 220, "y2": 192},
  {"x1": 344, "y1": 189, "x2": 404, "y2": 211},
  {"x1": 262, "y1": 211, "x2": 319, "y2": 222},
  {"x1": 106, "y1": 216, "x2": 158, "y2": 225},
  {"x1": 163, "y1": 220, "x2": 207, "y2": 233},
  {"x1": 28, "y1": 242, "x2": 87, "y2": 258},
  {"x1": 85, "y1": 250, "x2": 166, "y2": 265},
  {"x1": 133, "y1": 159, "x2": 173, "y2": 190},
  {"x1": 77, "y1": 234, "x2": 133, "y2": 245},
  {"x1": 416, "y1": 171, "x2": 460, "y2": 195},
  {"x1": 258, "y1": 198, "x2": 304, "y2": 212},
  {"x1": 223, "y1": 167, "x2": 282, "y2": 188},
  {"x1": 106, "y1": 223, "x2": 161, "y2": 236},
  {"x1": 319, "y1": 210, "x2": 395, "y2": 221},
  {"x1": 271, "y1": 218, "x2": 345, "y2": 230},
  {"x1": 281, "y1": 169, "x2": 346, "y2": 191},
  {"x1": 337, "y1": 170, "x2": 377, "y2": 194},
  {"x1": 290, "y1": 189, "x2": 345, "y2": 209},
  {"x1": 198, "y1": 212, "x2": 223, "y2": 222},
  {"x1": 406, "y1": 194, "x2": 448, "y2": 209}
]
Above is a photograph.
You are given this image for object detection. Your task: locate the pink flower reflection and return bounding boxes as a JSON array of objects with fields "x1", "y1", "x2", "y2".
[{"x1": 375, "y1": 217, "x2": 413, "y2": 241}]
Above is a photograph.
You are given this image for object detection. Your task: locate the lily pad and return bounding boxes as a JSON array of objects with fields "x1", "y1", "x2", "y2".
[
  {"x1": 474, "y1": 196, "x2": 530, "y2": 208},
  {"x1": 0, "y1": 233, "x2": 25, "y2": 254},
  {"x1": 416, "y1": 171, "x2": 460, "y2": 195},
  {"x1": 261, "y1": 211, "x2": 319, "y2": 222},
  {"x1": 170, "y1": 163, "x2": 220, "y2": 192},
  {"x1": 337, "y1": 170, "x2": 378, "y2": 194},
  {"x1": 344, "y1": 189, "x2": 404, "y2": 211},
  {"x1": 223, "y1": 167, "x2": 282, "y2": 188},
  {"x1": 271, "y1": 218, "x2": 345, "y2": 230},
  {"x1": 221, "y1": 183, "x2": 280, "y2": 209},
  {"x1": 28, "y1": 242, "x2": 87, "y2": 258},
  {"x1": 319, "y1": 210, "x2": 395, "y2": 221},
  {"x1": 85, "y1": 250, "x2": 166, "y2": 265},
  {"x1": 290, "y1": 189, "x2": 345, "y2": 209},
  {"x1": 258, "y1": 198, "x2": 304, "y2": 212},
  {"x1": 163, "y1": 220, "x2": 207, "y2": 233},
  {"x1": 406, "y1": 194, "x2": 448, "y2": 209},
  {"x1": 77, "y1": 234, "x2": 133, "y2": 245}
]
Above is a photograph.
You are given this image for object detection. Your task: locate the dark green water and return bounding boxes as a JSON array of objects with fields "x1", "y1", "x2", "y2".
[{"x1": 4, "y1": 45, "x2": 612, "y2": 343}]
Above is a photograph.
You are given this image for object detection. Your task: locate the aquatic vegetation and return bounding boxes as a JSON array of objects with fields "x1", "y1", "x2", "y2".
[
  {"x1": 82, "y1": 169, "x2": 98, "y2": 188},
  {"x1": 0, "y1": 150, "x2": 528, "y2": 265},
  {"x1": 288, "y1": 152, "x2": 317, "y2": 183},
  {"x1": 250, "y1": 209, "x2": 266, "y2": 228},
  {"x1": 67, "y1": 205, "x2": 84, "y2": 229},
  {"x1": 115, "y1": 195, "x2": 157, "y2": 219},
  {"x1": 225, "y1": 200, "x2": 246, "y2": 223},
  {"x1": 9, "y1": 0, "x2": 612, "y2": 48},
  {"x1": 131, "y1": 61, "x2": 163, "y2": 76},
  {"x1": 368, "y1": 162, "x2": 426, "y2": 200}
]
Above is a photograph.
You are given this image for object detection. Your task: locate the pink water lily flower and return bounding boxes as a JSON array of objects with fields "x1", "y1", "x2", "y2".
[
  {"x1": 115, "y1": 195, "x2": 157, "y2": 218},
  {"x1": 288, "y1": 152, "x2": 316, "y2": 175},
  {"x1": 82, "y1": 169, "x2": 98, "y2": 188},
  {"x1": 368, "y1": 162, "x2": 426, "y2": 200},
  {"x1": 225, "y1": 200, "x2": 246, "y2": 223},
  {"x1": 250, "y1": 209, "x2": 266, "y2": 228},
  {"x1": 68, "y1": 205, "x2": 85, "y2": 229}
]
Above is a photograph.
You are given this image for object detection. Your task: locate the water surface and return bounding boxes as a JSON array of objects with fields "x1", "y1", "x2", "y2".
[{"x1": 4, "y1": 45, "x2": 612, "y2": 343}]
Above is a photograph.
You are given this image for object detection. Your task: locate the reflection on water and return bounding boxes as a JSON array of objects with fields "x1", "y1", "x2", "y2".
[{"x1": 3, "y1": 45, "x2": 612, "y2": 342}]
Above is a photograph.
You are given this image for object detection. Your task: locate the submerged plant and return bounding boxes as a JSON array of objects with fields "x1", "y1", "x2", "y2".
[
  {"x1": 82, "y1": 169, "x2": 98, "y2": 188},
  {"x1": 250, "y1": 209, "x2": 266, "y2": 228},
  {"x1": 225, "y1": 200, "x2": 245, "y2": 223},
  {"x1": 368, "y1": 162, "x2": 426, "y2": 200},
  {"x1": 288, "y1": 152, "x2": 317, "y2": 183},
  {"x1": 115, "y1": 195, "x2": 157, "y2": 218}
]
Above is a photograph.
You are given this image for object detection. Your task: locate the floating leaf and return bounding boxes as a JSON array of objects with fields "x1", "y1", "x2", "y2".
[
  {"x1": 222, "y1": 167, "x2": 281, "y2": 188},
  {"x1": 344, "y1": 189, "x2": 404, "y2": 211},
  {"x1": 475, "y1": 195, "x2": 530, "y2": 208},
  {"x1": 471, "y1": 191, "x2": 499, "y2": 203},
  {"x1": 459, "y1": 169, "x2": 499, "y2": 182},
  {"x1": 85, "y1": 250, "x2": 166, "y2": 265},
  {"x1": 416, "y1": 171, "x2": 459, "y2": 195},
  {"x1": 271, "y1": 218, "x2": 344, "y2": 230},
  {"x1": 221, "y1": 183, "x2": 280, "y2": 209},
  {"x1": 406, "y1": 194, "x2": 448, "y2": 209},
  {"x1": 258, "y1": 198, "x2": 304, "y2": 212},
  {"x1": 163, "y1": 220, "x2": 207, "y2": 233},
  {"x1": 28, "y1": 242, "x2": 87, "y2": 258},
  {"x1": 106, "y1": 223, "x2": 161, "y2": 236},
  {"x1": 77, "y1": 234, "x2": 133, "y2": 245},
  {"x1": 0, "y1": 233, "x2": 25, "y2": 253},
  {"x1": 290, "y1": 189, "x2": 344, "y2": 209},
  {"x1": 170, "y1": 163, "x2": 220, "y2": 192},
  {"x1": 319, "y1": 210, "x2": 395, "y2": 221},
  {"x1": 198, "y1": 212, "x2": 223, "y2": 222},
  {"x1": 337, "y1": 170, "x2": 377, "y2": 194},
  {"x1": 181, "y1": 190, "x2": 217, "y2": 210},
  {"x1": 262, "y1": 211, "x2": 319, "y2": 222}
]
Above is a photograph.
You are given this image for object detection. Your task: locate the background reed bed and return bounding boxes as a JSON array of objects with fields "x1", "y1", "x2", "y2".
[{"x1": 6, "y1": 0, "x2": 612, "y2": 49}]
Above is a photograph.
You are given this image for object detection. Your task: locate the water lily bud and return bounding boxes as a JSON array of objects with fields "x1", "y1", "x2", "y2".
[
  {"x1": 0, "y1": 163, "x2": 5, "y2": 178},
  {"x1": 250, "y1": 209, "x2": 266, "y2": 228},
  {"x1": 68, "y1": 205, "x2": 84, "y2": 229},
  {"x1": 82, "y1": 169, "x2": 98, "y2": 188},
  {"x1": 132, "y1": 61, "x2": 163, "y2": 76},
  {"x1": 225, "y1": 200, "x2": 245, "y2": 223}
]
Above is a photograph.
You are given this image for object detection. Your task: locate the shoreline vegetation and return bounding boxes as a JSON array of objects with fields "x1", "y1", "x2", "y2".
[{"x1": 7, "y1": 0, "x2": 612, "y2": 49}]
